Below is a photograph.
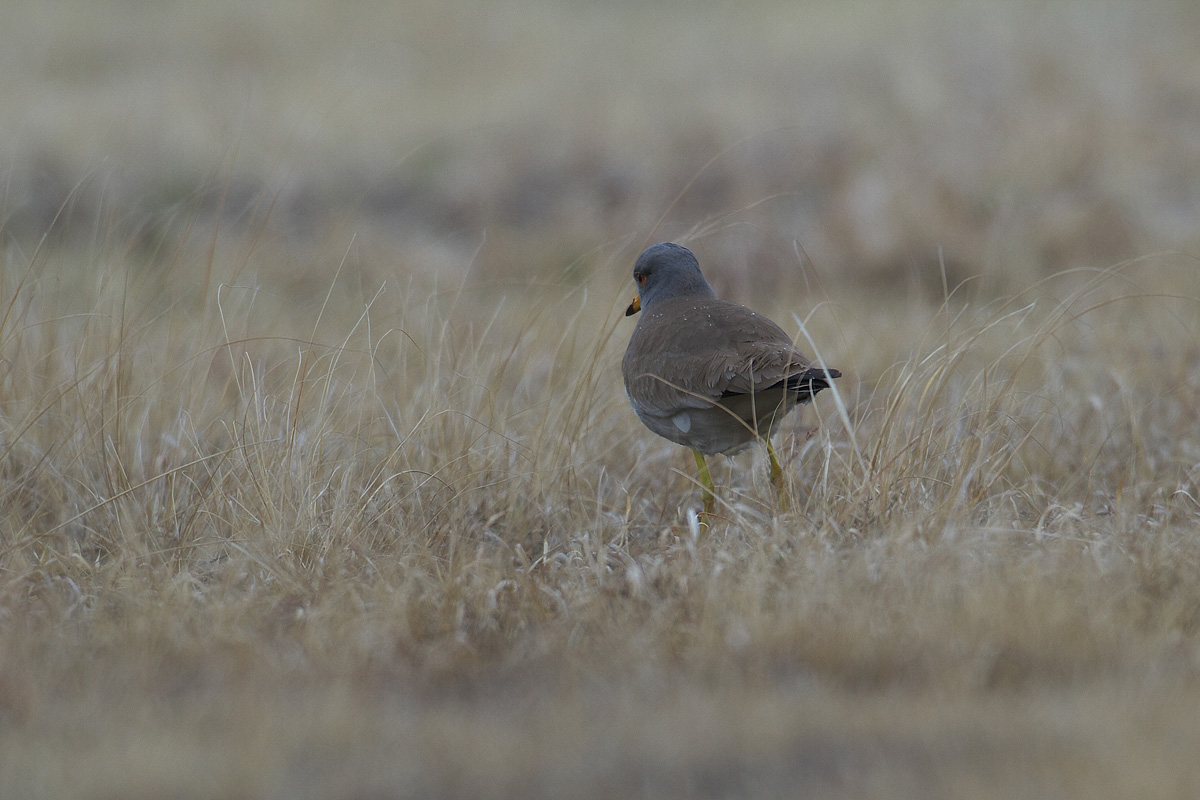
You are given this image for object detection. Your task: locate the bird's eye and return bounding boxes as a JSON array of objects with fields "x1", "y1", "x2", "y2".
[{"x1": 636, "y1": 274, "x2": 646, "y2": 285}]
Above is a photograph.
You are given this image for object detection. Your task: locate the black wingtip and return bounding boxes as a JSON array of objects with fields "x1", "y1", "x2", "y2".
[
  {"x1": 786, "y1": 367, "x2": 841, "y2": 403},
  {"x1": 720, "y1": 367, "x2": 842, "y2": 403}
]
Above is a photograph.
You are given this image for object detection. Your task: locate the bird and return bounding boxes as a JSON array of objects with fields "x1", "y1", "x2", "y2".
[{"x1": 621, "y1": 242, "x2": 840, "y2": 516}]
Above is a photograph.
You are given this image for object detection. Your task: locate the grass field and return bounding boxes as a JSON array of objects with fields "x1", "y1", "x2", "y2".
[{"x1": 4, "y1": 1, "x2": 1200, "y2": 797}]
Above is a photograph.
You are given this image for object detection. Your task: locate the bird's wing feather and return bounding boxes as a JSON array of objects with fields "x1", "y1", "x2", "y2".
[{"x1": 622, "y1": 298, "x2": 813, "y2": 417}]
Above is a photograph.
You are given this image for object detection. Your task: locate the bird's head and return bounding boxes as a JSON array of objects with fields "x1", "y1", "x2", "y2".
[{"x1": 625, "y1": 242, "x2": 716, "y2": 316}]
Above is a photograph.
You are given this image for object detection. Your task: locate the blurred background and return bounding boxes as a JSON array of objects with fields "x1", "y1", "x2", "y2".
[{"x1": 4, "y1": 0, "x2": 1198, "y2": 301}]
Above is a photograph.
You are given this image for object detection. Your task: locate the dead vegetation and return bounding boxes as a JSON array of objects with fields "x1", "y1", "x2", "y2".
[{"x1": 3, "y1": 1, "x2": 1200, "y2": 798}]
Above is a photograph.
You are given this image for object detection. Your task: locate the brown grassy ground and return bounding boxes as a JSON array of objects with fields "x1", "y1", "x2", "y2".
[{"x1": 3, "y1": 1, "x2": 1200, "y2": 798}]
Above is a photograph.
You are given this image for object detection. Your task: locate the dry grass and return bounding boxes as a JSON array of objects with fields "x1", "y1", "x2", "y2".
[{"x1": 4, "y1": 1, "x2": 1200, "y2": 798}]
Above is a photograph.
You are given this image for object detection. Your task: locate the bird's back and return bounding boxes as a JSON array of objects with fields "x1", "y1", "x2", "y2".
[{"x1": 622, "y1": 297, "x2": 827, "y2": 454}]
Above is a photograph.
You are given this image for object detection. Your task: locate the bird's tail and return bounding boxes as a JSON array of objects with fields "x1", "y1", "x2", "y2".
[{"x1": 787, "y1": 367, "x2": 841, "y2": 404}]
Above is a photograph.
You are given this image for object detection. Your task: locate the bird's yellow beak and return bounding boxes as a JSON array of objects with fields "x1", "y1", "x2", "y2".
[{"x1": 625, "y1": 295, "x2": 641, "y2": 316}]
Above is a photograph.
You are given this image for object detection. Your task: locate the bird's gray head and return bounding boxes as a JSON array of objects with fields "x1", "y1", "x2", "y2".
[{"x1": 625, "y1": 242, "x2": 717, "y2": 316}]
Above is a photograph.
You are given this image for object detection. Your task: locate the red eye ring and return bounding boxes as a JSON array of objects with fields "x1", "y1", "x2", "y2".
[{"x1": 636, "y1": 274, "x2": 646, "y2": 285}]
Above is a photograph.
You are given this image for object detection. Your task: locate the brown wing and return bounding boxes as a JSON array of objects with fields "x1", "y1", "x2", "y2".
[{"x1": 622, "y1": 297, "x2": 812, "y2": 417}]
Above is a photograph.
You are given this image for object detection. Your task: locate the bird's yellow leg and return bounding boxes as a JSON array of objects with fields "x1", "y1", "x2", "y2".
[
  {"x1": 692, "y1": 449, "x2": 716, "y2": 518},
  {"x1": 767, "y1": 439, "x2": 790, "y2": 511},
  {"x1": 767, "y1": 438, "x2": 784, "y2": 488}
]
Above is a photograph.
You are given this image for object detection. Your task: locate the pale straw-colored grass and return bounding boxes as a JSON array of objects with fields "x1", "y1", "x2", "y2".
[
  {"x1": 3, "y1": 202, "x2": 1199, "y2": 796},
  {"x1": 4, "y1": 1, "x2": 1200, "y2": 797}
]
